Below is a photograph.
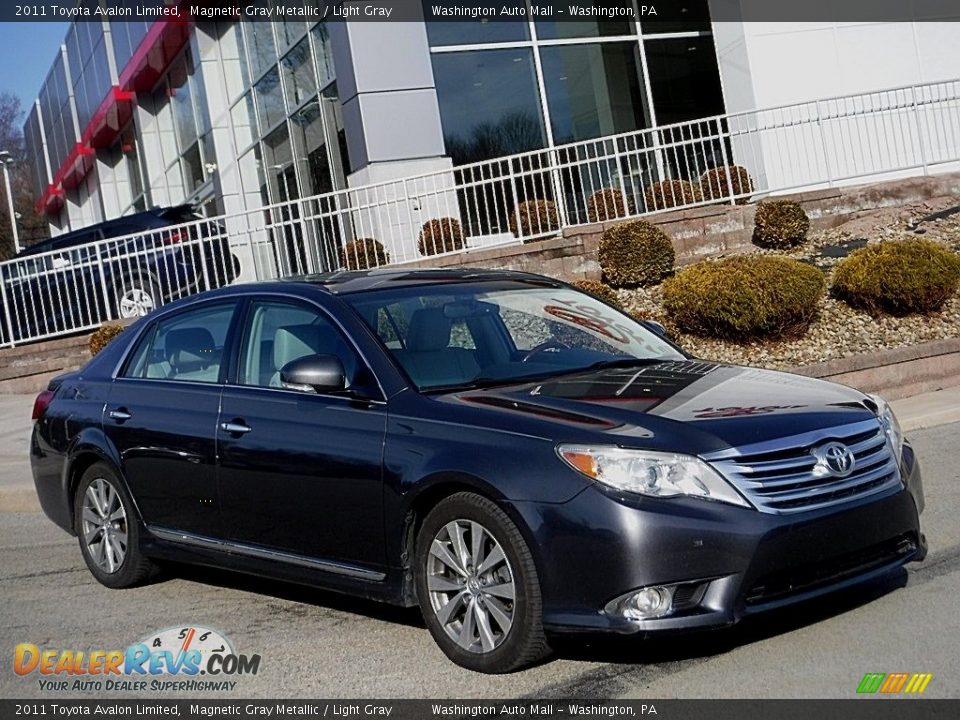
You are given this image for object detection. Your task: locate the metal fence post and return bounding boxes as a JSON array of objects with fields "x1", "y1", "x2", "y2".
[
  {"x1": 911, "y1": 84, "x2": 930, "y2": 176},
  {"x1": 96, "y1": 241, "x2": 113, "y2": 323},
  {"x1": 815, "y1": 100, "x2": 834, "y2": 188},
  {"x1": 0, "y1": 270, "x2": 17, "y2": 348},
  {"x1": 550, "y1": 148, "x2": 568, "y2": 231},
  {"x1": 716, "y1": 117, "x2": 736, "y2": 205}
]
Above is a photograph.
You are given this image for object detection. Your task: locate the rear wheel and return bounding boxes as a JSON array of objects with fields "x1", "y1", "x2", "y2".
[
  {"x1": 114, "y1": 273, "x2": 162, "y2": 318},
  {"x1": 415, "y1": 492, "x2": 550, "y2": 673},
  {"x1": 74, "y1": 463, "x2": 157, "y2": 588}
]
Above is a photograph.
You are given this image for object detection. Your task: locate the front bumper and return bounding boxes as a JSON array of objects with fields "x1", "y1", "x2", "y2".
[{"x1": 517, "y1": 443, "x2": 924, "y2": 635}]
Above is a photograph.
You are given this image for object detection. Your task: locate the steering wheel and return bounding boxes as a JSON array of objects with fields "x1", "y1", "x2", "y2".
[{"x1": 522, "y1": 340, "x2": 567, "y2": 363}]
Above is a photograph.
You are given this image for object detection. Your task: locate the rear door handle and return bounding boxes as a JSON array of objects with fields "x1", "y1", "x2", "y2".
[
  {"x1": 108, "y1": 409, "x2": 132, "y2": 422},
  {"x1": 220, "y1": 421, "x2": 252, "y2": 435}
]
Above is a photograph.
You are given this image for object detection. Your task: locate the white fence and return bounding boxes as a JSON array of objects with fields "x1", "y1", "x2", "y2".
[{"x1": 3, "y1": 78, "x2": 960, "y2": 348}]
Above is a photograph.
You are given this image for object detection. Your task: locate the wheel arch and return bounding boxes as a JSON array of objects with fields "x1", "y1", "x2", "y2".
[
  {"x1": 397, "y1": 473, "x2": 538, "y2": 607},
  {"x1": 63, "y1": 432, "x2": 139, "y2": 532}
]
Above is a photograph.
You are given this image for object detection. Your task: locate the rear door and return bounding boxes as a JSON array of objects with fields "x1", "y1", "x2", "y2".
[{"x1": 105, "y1": 300, "x2": 240, "y2": 536}]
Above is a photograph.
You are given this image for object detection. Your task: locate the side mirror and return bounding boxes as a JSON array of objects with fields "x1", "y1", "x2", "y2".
[
  {"x1": 279, "y1": 354, "x2": 346, "y2": 394},
  {"x1": 641, "y1": 320, "x2": 669, "y2": 338}
]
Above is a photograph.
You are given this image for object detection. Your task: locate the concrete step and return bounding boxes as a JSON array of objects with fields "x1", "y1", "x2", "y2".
[
  {"x1": 0, "y1": 353, "x2": 89, "y2": 383},
  {"x1": 0, "y1": 332, "x2": 90, "y2": 359},
  {"x1": 0, "y1": 370, "x2": 70, "y2": 395}
]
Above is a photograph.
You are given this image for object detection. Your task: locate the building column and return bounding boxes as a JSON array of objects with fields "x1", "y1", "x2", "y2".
[{"x1": 329, "y1": 12, "x2": 459, "y2": 263}]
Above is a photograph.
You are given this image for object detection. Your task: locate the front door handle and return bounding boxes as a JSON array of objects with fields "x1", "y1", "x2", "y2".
[
  {"x1": 108, "y1": 408, "x2": 132, "y2": 422},
  {"x1": 220, "y1": 421, "x2": 252, "y2": 435}
]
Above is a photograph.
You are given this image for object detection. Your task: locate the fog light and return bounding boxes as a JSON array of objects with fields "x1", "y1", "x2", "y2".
[{"x1": 623, "y1": 586, "x2": 672, "y2": 620}]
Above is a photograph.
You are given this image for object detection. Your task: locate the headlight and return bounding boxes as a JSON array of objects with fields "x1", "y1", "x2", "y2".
[
  {"x1": 557, "y1": 445, "x2": 751, "y2": 508},
  {"x1": 869, "y1": 394, "x2": 904, "y2": 464}
]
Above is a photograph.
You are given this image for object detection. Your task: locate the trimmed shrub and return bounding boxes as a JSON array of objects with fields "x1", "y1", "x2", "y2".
[
  {"x1": 753, "y1": 199, "x2": 810, "y2": 249},
  {"x1": 663, "y1": 256, "x2": 825, "y2": 339},
  {"x1": 644, "y1": 179, "x2": 702, "y2": 212},
  {"x1": 597, "y1": 220, "x2": 675, "y2": 288},
  {"x1": 700, "y1": 165, "x2": 754, "y2": 205},
  {"x1": 340, "y1": 238, "x2": 388, "y2": 270},
  {"x1": 586, "y1": 188, "x2": 632, "y2": 223},
  {"x1": 509, "y1": 199, "x2": 561, "y2": 238},
  {"x1": 89, "y1": 323, "x2": 126, "y2": 356},
  {"x1": 418, "y1": 217, "x2": 465, "y2": 256},
  {"x1": 832, "y1": 239, "x2": 960, "y2": 315},
  {"x1": 572, "y1": 279, "x2": 623, "y2": 309}
]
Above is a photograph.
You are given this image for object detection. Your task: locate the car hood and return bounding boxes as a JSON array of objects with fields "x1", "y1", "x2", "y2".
[{"x1": 446, "y1": 360, "x2": 878, "y2": 454}]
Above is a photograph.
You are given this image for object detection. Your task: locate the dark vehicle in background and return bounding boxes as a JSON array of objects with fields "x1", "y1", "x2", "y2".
[
  {"x1": 0, "y1": 205, "x2": 239, "y2": 344},
  {"x1": 29, "y1": 270, "x2": 926, "y2": 673}
]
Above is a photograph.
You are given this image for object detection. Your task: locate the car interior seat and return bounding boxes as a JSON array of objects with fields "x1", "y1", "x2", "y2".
[
  {"x1": 163, "y1": 327, "x2": 219, "y2": 382},
  {"x1": 394, "y1": 307, "x2": 480, "y2": 387}
]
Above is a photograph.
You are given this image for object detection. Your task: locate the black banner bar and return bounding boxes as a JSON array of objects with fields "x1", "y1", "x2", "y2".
[
  {"x1": 3, "y1": 1, "x2": 960, "y2": 24},
  {"x1": 2, "y1": 700, "x2": 959, "y2": 720}
]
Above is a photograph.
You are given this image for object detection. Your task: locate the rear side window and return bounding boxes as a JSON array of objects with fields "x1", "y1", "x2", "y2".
[{"x1": 123, "y1": 303, "x2": 236, "y2": 383}]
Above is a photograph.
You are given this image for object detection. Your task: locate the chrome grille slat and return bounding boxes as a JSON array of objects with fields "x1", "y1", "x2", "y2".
[
  {"x1": 756, "y1": 460, "x2": 896, "y2": 503},
  {"x1": 707, "y1": 420, "x2": 902, "y2": 514}
]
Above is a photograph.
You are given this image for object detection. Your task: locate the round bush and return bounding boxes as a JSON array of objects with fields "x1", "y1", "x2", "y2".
[
  {"x1": 418, "y1": 217, "x2": 465, "y2": 256},
  {"x1": 753, "y1": 199, "x2": 810, "y2": 249},
  {"x1": 509, "y1": 199, "x2": 560, "y2": 238},
  {"x1": 340, "y1": 238, "x2": 388, "y2": 270},
  {"x1": 832, "y1": 239, "x2": 960, "y2": 315},
  {"x1": 572, "y1": 279, "x2": 623, "y2": 309},
  {"x1": 644, "y1": 180, "x2": 702, "y2": 212},
  {"x1": 597, "y1": 220, "x2": 675, "y2": 288},
  {"x1": 700, "y1": 165, "x2": 754, "y2": 205},
  {"x1": 89, "y1": 323, "x2": 126, "y2": 356},
  {"x1": 587, "y1": 188, "x2": 632, "y2": 223},
  {"x1": 663, "y1": 256, "x2": 825, "y2": 339}
]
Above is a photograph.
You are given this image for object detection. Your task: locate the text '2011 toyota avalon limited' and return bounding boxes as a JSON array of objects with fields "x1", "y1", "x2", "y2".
[{"x1": 30, "y1": 269, "x2": 926, "y2": 673}]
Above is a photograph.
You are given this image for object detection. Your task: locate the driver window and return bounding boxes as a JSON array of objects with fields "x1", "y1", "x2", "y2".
[{"x1": 240, "y1": 301, "x2": 359, "y2": 389}]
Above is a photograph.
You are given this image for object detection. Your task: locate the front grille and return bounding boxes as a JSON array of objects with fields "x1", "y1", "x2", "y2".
[
  {"x1": 706, "y1": 419, "x2": 902, "y2": 514},
  {"x1": 744, "y1": 533, "x2": 917, "y2": 605}
]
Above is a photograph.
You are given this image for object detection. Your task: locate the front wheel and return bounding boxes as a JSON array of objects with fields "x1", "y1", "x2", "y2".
[{"x1": 415, "y1": 492, "x2": 550, "y2": 673}]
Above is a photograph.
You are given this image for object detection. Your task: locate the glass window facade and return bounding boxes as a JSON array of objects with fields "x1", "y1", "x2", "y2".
[
  {"x1": 431, "y1": 48, "x2": 546, "y2": 166},
  {"x1": 540, "y1": 42, "x2": 651, "y2": 145},
  {"x1": 428, "y1": 15, "x2": 725, "y2": 165}
]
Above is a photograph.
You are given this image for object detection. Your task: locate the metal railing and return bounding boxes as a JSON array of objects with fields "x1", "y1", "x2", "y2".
[{"x1": 2, "y1": 78, "x2": 959, "y2": 349}]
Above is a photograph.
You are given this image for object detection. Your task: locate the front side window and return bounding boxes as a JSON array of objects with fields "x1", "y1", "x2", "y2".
[
  {"x1": 347, "y1": 282, "x2": 684, "y2": 391},
  {"x1": 238, "y1": 301, "x2": 362, "y2": 391},
  {"x1": 124, "y1": 304, "x2": 236, "y2": 383}
]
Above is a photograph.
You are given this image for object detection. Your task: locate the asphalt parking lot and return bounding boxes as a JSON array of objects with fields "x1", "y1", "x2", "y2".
[{"x1": 1, "y1": 398, "x2": 958, "y2": 699}]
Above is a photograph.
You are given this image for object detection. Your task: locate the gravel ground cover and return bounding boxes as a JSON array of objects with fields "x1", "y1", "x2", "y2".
[{"x1": 616, "y1": 196, "x2": 960, "y2": 369}]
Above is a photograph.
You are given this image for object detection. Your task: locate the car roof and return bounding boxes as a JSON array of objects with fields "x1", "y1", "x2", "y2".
[
  {"x1": 282, "y1": 268, "x2": 565, "y2": 295},
  {"x1": 158, "y1": 269, "x2": 564, "y2": 310},
  {"x1": 17, "y1": 205, "x2": 197, "y2": 257}
]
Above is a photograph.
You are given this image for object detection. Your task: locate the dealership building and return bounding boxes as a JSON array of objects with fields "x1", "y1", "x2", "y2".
[{"x1": 22, "y1": 2, "x2": 960, "y2": 265}]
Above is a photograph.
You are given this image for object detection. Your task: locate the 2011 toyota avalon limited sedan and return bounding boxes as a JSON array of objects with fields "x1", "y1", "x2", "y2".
[{"x1": 30, "y1": 269, "x2": 926, "y2": 673}]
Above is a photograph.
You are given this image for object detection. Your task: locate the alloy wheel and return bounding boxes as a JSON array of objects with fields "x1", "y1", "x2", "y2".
[
  {"x1": 118, "y1": 288, "x2": 155, "y2": 317},
  {"x1": 426, "y1": 519, "x2": 516, "y2": 654},
  {"x1": 81, "y1": 478, "x2": 128, "y2": 574}
]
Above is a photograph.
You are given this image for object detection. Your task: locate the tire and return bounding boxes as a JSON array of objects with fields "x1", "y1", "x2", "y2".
[
  {"x1": 415, "y1": 492, "x2": 550, "y2": 673},
  {"x1": 74, "y1": 462, "x2": 157, "y2": 589},
  {"x1": 114, "y1": 272, "x2": 162, "y2": 318}
]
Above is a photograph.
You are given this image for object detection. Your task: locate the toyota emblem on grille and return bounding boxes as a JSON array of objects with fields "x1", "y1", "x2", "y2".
[{"x1": 813, "y1": 441, "x2": 856, "y2": 478}]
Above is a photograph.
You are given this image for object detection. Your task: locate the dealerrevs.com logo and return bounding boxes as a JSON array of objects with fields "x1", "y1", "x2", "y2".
[{"x1": 13, "y1": 626, "x2": 261, "y2": 693}]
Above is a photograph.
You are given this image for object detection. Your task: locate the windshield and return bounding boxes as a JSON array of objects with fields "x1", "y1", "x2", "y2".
[{"x1": 345, "y1": 280, "x2": 685, "y2": 391}]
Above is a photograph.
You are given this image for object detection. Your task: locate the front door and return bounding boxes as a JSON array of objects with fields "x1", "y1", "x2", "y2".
[
  {"x1": 216, "y1": 298, "x2": 387, "y2": 574},
  {"x1": 105, "y1": 301, "x2": 239, "y2": 536}
]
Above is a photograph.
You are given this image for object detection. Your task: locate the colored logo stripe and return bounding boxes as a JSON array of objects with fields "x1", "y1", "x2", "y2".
[{"x1": 857, "y1": 672, "x2": 932, "y2": 694}]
